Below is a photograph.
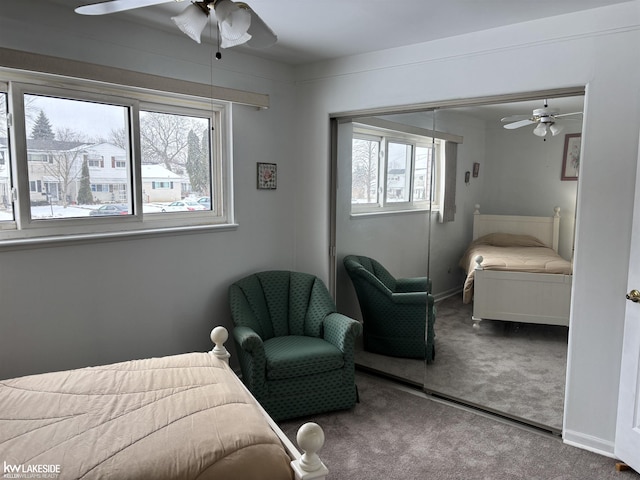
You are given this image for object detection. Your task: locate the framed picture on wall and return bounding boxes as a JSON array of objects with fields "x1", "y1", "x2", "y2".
[
  {"x1": 561, "y1": 133, "x2": 581, "y2": 181},
  {"x1": 257, "y1": 162, "x2": 277, "y2": 189}
]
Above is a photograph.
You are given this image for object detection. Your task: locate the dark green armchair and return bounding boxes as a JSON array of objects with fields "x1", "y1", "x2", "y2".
[
  {"x1": 343, "y1": 255, "x2": 435, "y2": 362},
  {"x1": 229, "y1": 270, "x2": 362, "y2": 421}
]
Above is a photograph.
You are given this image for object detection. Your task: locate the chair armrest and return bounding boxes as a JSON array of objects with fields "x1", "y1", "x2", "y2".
[
  {"x1": 233, "y1": 326, "x2": 265, "y2": 353},
  {"x1": 395, "y1": 277, "x2": 432, "y2": 293},
  {"x1": 232, "y1": 326, "x2": 267, "y2": 396},
  {"x1": 322, "y1": 313, "x2": 363, "y2": 353}
]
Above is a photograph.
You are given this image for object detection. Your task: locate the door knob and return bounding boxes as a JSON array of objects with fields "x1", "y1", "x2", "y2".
[{"x1": 626, "y1": 289, "x2": 640, "y2": 303}]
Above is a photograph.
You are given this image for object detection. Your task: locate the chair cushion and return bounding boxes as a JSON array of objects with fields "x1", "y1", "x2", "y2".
[{"x1": 264, "y1": 336, "x2": 344, "y2": 380}]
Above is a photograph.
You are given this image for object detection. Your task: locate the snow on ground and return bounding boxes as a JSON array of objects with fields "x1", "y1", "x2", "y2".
[{"x1": 0, "y1": 203, "x2": 167, "y2": 221}]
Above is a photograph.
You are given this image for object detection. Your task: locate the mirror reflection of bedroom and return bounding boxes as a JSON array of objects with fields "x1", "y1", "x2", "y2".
[{"x1": 334, "y1": 89, "x2": 584, "y2": 435}]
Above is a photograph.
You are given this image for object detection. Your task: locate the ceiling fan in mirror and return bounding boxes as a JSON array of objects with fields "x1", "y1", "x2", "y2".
[
  {"x1": 501, "y1": 100, "x2": 582, "y2": 138},
  {"x1": 75, "y1": 0, "x2": 277, "y2": 58}
]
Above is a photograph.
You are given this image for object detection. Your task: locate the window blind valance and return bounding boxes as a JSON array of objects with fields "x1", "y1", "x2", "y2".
[
  {"x1": 355, "y1": 117, "x2": 463, "y2": 144},
  {"x1": 0, "y1": 47, "x2": 269, "y2": 109}
]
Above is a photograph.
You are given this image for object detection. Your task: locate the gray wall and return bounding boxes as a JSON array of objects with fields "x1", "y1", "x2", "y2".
[{"x1": 482, "y1": 119, "x2": 580, "y2": 261}]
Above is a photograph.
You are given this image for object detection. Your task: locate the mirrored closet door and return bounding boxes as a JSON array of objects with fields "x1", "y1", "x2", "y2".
[
  {"x1": 332, "y1": 90, "x2": 584, "y2": 434},
  {"x1": 335, "y1": 109, "x2": 436, "y2": 387}
]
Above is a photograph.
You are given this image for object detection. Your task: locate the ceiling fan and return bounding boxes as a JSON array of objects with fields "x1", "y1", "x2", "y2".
[
  {"x1": 501, "y1": 100, "x2": 582, "y2": 137},
  {"x1": 75, "y1": 0, "x2": 277, "y2": 57}
]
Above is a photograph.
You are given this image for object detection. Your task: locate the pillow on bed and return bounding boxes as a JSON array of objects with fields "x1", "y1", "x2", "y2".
[{"x1": 473, "y1": 232, "x2": 547, "y2": 247}]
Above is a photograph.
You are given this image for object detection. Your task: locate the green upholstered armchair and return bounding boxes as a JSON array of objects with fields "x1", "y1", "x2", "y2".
[
  {"x1": 228, "y1": 270, "x2": 362, "y2": 421},
  {"x1": 343, "y1": 255, "x2": 435, "y2": 362}
]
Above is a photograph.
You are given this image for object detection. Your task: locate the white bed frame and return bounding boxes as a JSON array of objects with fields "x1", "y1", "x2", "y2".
[
  {"x1": 211, "y1": 327, "x2": 329, "y2": 480},
  {"x1": 470, "y1": 205, "x2": 572, "y2": 330}
]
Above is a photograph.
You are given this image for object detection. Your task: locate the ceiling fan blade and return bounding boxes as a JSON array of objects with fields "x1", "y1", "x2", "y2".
[
  {"x1": 501, "y1": 114, "x2": 531, "y2": 123},
  {"x1": 503, "y1": 119, "x2": 535, "y2": 129},
  {"x1": 75, "y1": 0, "x2": 177, "y2": 15},
  {"x1": 554, "y1": 111, "x2": 583, "y2": 118}
]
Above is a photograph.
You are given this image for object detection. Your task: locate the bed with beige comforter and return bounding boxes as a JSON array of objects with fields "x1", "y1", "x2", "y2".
[
  {"x1": 0, "y1": 351, "x2": 293, "y2": 480},
  {"x1": 460, "y1": 233, "x2": 573, "y2": 304}
]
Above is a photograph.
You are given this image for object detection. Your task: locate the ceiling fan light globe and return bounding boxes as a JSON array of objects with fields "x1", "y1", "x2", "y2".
[
  {"x1": 533, "y1": 123, "x2": 547, "y2": 137},
  {"x1": 550, "y1": 124, "x2": 564, "y2": 136},
  {"x1": 215, "y1": 0, "x2": 252, "y2": 48},
  {"x1": 220, "y1": 31, "x2": 252, "y2": 48},
  {"x1": 171, "y1": 3, "x2": 209, "y2": 43}
]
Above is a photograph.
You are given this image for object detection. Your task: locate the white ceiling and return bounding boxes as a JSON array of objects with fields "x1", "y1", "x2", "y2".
[
  {"x1": 64, "y1": 0, "x2": 632, "y2": 65},
  {"x1": 53, "y1": 0, "x2": 601, "y2": 123}
]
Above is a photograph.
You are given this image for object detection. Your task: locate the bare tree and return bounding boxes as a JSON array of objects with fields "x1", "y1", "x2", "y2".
[
  {"x1": 41, "y1": 128, "x2": 86, "y2": 207},
  {"x1": 352, "y1": 139, "x2": 379, "y2": 203},
  {"x1": 139, "y1": 112, "x2": 205, "y2": 172},
  {"x1": 108, "y1": 127, "x2": 128, "y2": 150},
  {"x1": 23, "y1": 95, "x2": 43, "y2": 126}
]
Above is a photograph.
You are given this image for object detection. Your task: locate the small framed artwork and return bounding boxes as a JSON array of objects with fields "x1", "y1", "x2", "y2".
[
  {"x1": 472, "y1": 162, "x2": 480, "y2": 177},
  {"x1": 561, "y1": 133, "x2": 581, "y2": 181},
  {"x1": 257, "y1": 162, "x2": 277, "y2": 190}
]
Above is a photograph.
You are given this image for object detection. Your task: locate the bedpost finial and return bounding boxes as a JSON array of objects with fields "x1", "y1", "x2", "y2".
[
  {"x1": 210, "y1": 326, "x2": 230, "y2": 361},
  {"x1": 554, "y1": 206, "x2": 561, "y2": 217},
  {"x1": 474, "y1": 204, "x2": 480, "y2": 214},
  {"x1": 296, "y1": 422, "x2": 327, "y2": 474}
]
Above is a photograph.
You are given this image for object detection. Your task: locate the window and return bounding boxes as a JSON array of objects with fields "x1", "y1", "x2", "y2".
[
  {"x1": 27, "y1": 153, "x2": 53, "y2": 163},
  {"x1": 86, "y1": 157, "x2": 104, "y2": 168},
  {"x1": 0, "y1": 70, "x2": 231, "y2": 243},
  {"x1": 351, "y1": 124, "x2": 442, "y2": 214}
]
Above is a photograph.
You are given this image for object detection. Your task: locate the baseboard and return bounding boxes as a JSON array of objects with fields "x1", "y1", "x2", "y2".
[
  {"x1": 433, "y1": 287, "x2": 462, "y2": 303},
  {"x1": 563, "y1": 429, "x2": 616, "y2": 458}
]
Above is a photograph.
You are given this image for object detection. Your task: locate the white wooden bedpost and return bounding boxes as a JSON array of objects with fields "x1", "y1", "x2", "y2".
[
  {"x1": 471, "y1": 255, "x2": 484, "y2": 331},
  {"x1": 552, "y1": 206, "x2": 561, "y2": 252},
  {"x1": 472, "y1": 204, "x2": 481, "y2": 239},
  {"x1": 210, "y1": 326, "x2": 231, "y2": 362},
  {"x1": 291, "y1": 422, "x2": 329, "y2": 480}
]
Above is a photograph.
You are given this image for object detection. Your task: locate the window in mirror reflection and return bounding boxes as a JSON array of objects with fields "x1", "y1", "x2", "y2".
[{"x1": 351, "y1": 124, "x2": 441, "y2": 214}]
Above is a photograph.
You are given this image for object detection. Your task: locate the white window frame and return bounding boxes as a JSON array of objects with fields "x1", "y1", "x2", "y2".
[
  {"x1": 351, "y1": 123, "x2": 443, "y2": 215},
  {"x1": 0, "y1": 69, "x2": 234, "y2": 245}
]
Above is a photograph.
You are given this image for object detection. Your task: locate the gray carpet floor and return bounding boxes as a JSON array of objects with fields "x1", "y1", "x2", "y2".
[
  {"x1": 354, "y1": 295, "x2": 568, "y2": 432},
  {"x1": 279, "y1": 373, "x2": 637, "y2": 480}
]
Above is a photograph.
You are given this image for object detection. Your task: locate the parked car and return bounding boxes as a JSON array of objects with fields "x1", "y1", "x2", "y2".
[
  {"x1": 161, "y1": 200, "x2": 207, "y2": 212},
  {"x1": 197, "y1": 196, "x2": 211, "y2": 209},
  {"x1": 89, "y1": 204, "x2": 129, "y2": 216}
]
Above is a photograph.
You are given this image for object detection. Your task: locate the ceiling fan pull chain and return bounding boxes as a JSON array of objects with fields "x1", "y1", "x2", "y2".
[{"x1": 216, "y1": 21, "x2": 222, "y2": 59}]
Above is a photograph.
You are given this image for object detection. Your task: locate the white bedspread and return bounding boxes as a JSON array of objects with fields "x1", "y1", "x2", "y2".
[
  {"x1": 460, "y1": 233, "x2": 573, "y2": 304},
  {"x1": 0, "y1": 352, "x2": 293, "y2": 480}
]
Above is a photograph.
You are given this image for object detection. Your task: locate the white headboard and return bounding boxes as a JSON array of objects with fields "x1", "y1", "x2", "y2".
[{"x1": 472, "y1": 204, "x2": 561, "y2": 252}]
